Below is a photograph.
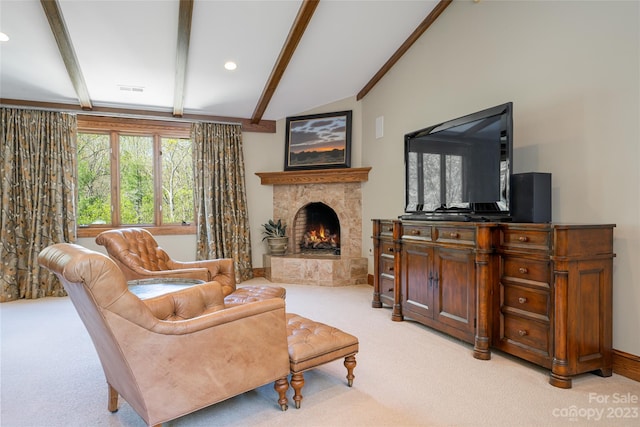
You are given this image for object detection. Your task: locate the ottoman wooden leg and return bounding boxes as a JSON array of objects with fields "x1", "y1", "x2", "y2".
[
  {"x1": 274, "y1": 376, "x2": 289, "y2": 411},
  {"x1": 290, "y1": 372, "x2": 305, "y2": 409},
  {"x1": 344, "y1": 355, "x2": 357, "y2": 387}
]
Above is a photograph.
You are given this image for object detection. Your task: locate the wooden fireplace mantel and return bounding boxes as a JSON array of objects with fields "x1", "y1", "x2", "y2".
[{"x1": 256, "y1": 167, "x2": 371, "y2": 185}]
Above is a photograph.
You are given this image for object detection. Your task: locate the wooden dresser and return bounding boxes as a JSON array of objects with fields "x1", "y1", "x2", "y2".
[{"x1": 372, "y1": 219, "x2": 615, "y2": 388}]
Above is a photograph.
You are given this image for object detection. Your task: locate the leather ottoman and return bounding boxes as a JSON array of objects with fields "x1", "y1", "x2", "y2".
[{"x1": 286, "y1": 313, "x2": 359, "y2": 408}]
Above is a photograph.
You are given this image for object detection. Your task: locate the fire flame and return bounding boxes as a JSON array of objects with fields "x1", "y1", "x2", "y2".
[{"x1": 303, "y1": 224, "x2": 339, "y2": 248}]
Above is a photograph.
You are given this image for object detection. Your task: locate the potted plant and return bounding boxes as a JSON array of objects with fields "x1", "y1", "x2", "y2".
[{"x1": 262, "y1": 219, "x2": 288, "y2": 256}]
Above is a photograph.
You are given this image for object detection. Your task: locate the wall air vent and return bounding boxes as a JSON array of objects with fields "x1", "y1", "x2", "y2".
[{"x1": 118, "y1": 85, "x2": 144, "y2": 93}]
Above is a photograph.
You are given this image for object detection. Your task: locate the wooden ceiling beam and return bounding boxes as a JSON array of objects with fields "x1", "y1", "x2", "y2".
[
  {"x1": 40, "y1": 0, "x2": 92, "y2": 110},
  {"x1": 173, "y1": 0, "x2": 194, "y2": 117},
  {"x1": 251, "y1": 0, "x2": 319, "y2": 124},
  {"x1": 356, "y1": 0, "x2": 452, "y2": 101}
]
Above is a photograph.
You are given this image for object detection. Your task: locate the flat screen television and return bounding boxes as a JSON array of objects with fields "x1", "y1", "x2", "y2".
[{"x1": 401, "y1": 102, "x2": 513, "y2": 221}]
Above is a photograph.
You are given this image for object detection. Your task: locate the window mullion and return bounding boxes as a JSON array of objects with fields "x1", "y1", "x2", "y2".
[
  {"x1": 154, "y1": 134, "x2": 163, "y2": 226},
  {"x1": 111, "y1": 131, "x2": 121, "y2": 226}
]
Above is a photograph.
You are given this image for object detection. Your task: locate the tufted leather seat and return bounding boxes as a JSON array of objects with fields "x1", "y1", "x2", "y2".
[
  {"x1": 38, "y1": 243, "x2": 291, "y2": 426},
  {"x1": 286, "y1": 313, "x2": 359, "y2": 409}
]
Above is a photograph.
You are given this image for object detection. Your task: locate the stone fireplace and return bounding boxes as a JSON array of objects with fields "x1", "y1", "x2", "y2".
[{"x1": 256, "y1": 168, "x2": 370, "y2": 286}]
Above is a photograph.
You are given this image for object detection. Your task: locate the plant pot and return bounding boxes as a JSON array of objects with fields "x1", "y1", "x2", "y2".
[{"x1": 267, "y1": 236, "x2": 288, "y2": 256}]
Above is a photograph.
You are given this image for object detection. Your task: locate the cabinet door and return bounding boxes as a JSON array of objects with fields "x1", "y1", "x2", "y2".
[
  {"x1": 433, "y1": 247, "x2": 476, "y2": 336},
  {"x1": 401, "y1": 242, "x2": 433, "y2": 321}
]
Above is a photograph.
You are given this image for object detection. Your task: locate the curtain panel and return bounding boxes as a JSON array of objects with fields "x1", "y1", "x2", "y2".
[
  {"x1": 1, "y1": 108, "x2": 77, "y2": 301},
  {"x1": 192, "y1": 122, "x2": 253, "y2": 283}
]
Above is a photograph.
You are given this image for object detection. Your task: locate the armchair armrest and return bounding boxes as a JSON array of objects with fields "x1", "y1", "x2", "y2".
[
  {"x1": 146, "y1": 298, "x2": 286, "y2": 335},
  {"x1": 168, "y1": 258, "x2": 235, "y2": 294},
  {"x1": 143, "y1": 282, "x2": 225, "y2": 321},
  {"x1": 126, "y1": 267, "x2": 210, "y2": 282}
]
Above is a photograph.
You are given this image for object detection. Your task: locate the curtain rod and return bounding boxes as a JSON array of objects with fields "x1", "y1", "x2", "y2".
[{"x1": 1, "y1": 102, "x2": 243, "y2": 127}]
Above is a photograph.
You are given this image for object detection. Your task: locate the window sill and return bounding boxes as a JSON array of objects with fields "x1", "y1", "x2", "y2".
[{"x1": 76, "y1": 224, "x2": 196, "y2": 239}]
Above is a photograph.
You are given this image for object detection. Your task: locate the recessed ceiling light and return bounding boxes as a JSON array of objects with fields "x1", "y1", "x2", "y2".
[
  {"x1": 0, "y1": 32, "x2": 9, "y2": 42},
  {"x1": 224, "y1": 61, "x2": 237, "y2": 71}
]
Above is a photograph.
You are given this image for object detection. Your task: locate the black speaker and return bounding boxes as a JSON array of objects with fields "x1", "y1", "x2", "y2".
[{"x1": 511, "y1": 172, "x2": 551, "y2": 223}]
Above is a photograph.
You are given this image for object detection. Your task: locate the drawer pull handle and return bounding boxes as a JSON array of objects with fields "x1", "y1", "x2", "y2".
[
  {"x1": 388, "y1": 267, "x2": 394, "y2": 272},
  {"x1": 519, "y1": 267, "x2": 528, "y2": 274},
  {"x1": 518, "y1": 329, "x2": 528, "y2": 337},
  {"x1": 387, "y1": 248, "x2": 394, "y2": 253},
  {"x1": 387, "y1": 287, "x2": 393, "y2": 292},
  {"x1": 449, "y1": 232, "x2": 459, "y2": 238},
  {"x1": 518, "y1": 297, "x2": 528, "y2": 304},
  {"x1": 387, "y1": 227, "x2": 393, "y2": 232},
  {"x1": 518, "y1": 236, "x2": 529, "y2": 242},
  {"x1": 410, "y1": 229, "x2": 420, "y2": 235}
]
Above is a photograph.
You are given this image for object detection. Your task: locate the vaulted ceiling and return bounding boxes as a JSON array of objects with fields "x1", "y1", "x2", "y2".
[{"x1": 0, "y1": 0, "x2": 451, "y2": 130}]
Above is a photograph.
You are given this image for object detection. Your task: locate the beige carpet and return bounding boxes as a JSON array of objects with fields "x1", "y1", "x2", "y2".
[{"x1": 1, "y1": 278, "x2": 638, "y2": 426}]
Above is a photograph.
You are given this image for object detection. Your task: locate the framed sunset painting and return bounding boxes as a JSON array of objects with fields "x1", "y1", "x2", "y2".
[{"x1": 284, "y1": 110, "x2": 352, "y2": 170}]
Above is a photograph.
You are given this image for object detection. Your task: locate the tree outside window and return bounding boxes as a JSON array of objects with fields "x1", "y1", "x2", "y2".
[
  {"x1": 119, "y1": 135, "x2": 154, "y2": 225},
  {"x1": 77, "y1": 133, "x2": 111, "y2": 225},
  {"x1": 161, "y1": 137, "x2": 193, "y2": 224}
]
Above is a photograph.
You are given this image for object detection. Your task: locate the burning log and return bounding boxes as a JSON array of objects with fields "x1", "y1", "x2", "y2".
[{"x1": 300, "y1": 226, "x2": 339, "y2": 250}]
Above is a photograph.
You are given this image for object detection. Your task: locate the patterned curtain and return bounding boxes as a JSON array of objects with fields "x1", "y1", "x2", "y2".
[
  {"x1": 192, "y1": 122, "x2": 253, "y2": 283},
  {"x1": 0, "y1": 108, "x2": 77, "y2": 301}
]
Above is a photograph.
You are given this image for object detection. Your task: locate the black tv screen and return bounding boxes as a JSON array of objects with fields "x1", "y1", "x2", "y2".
[{"x1": 404, "y1": 102, "x2": 513, "y2": 218}]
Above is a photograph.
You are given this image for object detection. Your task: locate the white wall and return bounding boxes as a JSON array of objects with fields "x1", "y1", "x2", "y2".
[
  {"x1": 360, "y1": 1, "x2": 639, "y2": 355},
  {"x1": 77, "y1": 234, "x2": 197, "y2": 260}
]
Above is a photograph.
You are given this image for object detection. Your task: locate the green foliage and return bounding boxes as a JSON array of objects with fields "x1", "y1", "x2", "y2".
[
  {"x1": 77, "y1": 132, "x2": 194, "y2": 226},
  {"x1": 77, "y1": 133, "x2": 111, "y2": 225},
  {"x1": 161, "y1": 137, "x2": 194, "y2": 224},
  {"x1": 120, "y1": 135, "x2": 154, "y2": 224},
  {"x1": 262, "y1": 219, "x2": 287, "y2": 240}
]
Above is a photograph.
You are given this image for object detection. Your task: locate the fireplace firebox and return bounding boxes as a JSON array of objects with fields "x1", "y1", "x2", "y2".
[{"x1": 296, "y1": 202, "x2": 340, "y2": 254}]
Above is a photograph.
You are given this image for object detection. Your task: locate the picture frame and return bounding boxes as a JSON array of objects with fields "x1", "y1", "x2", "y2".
[{"x1": 284, "y1": 110, "x2": 352, "y2": 170}]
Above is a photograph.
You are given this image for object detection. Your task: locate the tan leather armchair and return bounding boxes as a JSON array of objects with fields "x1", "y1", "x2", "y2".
[
  {"x1": 38, "y1": 243, "x2": 290, "y2": 427},
  {"x1": 95, "y1": 228, "x2": 235, "y2": 294}
]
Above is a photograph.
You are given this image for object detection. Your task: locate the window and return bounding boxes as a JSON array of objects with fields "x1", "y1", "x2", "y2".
[{"x1": 76, "y1": 116, "x2": 194, "y2": 237}]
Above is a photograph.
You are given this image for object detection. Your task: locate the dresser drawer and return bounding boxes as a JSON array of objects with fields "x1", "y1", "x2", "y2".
[
  {"x1": 434, "y1": 225, "x2": 476, "y2": 246},
  {"x1": 500, "y1": 227, "x2": 551, "y2": 252},
  {"x1": 502, "y1": 284, "x2": 550, "y2": 320},
  {"x1": 380, "y1": 257, "x2": 395, "y2": 277},
  {"x1": 502, "y1": 256, "x2": 551, "y2": 286},
  {"x1": 380, "y1": 241, "x2": 396, "y2": 257},
  {"x1": 378, "y1": 221, "x2": 395, "y2": 237},
  {"x1": 502, "y1": 313, "x2": 551, "y2": 355},
  {"x1": 401, "y1": 223, "x2": 431, "y2": 241},
  {"x1": 379, "y1": 275, "x2": 395, "y2": 297}
]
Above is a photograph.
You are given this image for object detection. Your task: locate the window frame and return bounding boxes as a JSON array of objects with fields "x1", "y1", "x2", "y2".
[{"x1": 76, "y1": 115, "x2": 195, "y2": 238}]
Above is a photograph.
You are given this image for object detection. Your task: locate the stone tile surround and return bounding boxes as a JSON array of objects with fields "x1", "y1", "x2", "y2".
[{"x1": 256, "y1": 168, "x2": 370, "y2": 286}]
